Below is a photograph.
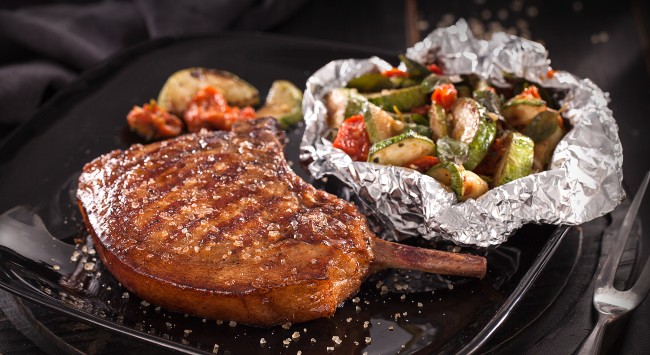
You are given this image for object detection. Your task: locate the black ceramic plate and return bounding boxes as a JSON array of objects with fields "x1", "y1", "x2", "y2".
[{"x1": 0, "y1": 33, "x2": 577, "y2": 354}]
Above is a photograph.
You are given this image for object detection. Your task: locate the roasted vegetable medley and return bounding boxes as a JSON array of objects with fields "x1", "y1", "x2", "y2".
[
  {"x1": 127, "y1": 67, "x2": 303, "y2": 140},
  {"x1": 325, "y1": 56, "x2": 568, "y2": 201}
]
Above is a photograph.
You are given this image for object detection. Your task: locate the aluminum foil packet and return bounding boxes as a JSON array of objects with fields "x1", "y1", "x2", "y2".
[{"x1": 300, "y1": 19, "x2": 625, "y2": 247}]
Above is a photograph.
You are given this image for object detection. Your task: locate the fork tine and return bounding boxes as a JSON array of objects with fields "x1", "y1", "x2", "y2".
[
  {"x1": 621, "y1": 172, "x2": 650, "y2": 306},
  {"x1": 625, "y1": 239, "x2": 650, "y2": 306},
  {"x1": 595, "y1": 171, "x2": 650, "y2": 290}
]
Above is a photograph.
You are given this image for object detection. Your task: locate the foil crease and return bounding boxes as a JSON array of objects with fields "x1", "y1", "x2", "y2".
[{"x1": 300, "y1": 19, "x2": 624, "y2": 247}]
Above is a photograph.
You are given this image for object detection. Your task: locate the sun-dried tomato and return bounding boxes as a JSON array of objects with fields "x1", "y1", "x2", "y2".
[
  {"x1": 184, "y1": 86, "x2": 256, "y2": 132},
  {"x1": 127, "y1": 100, "x2": 183, "y2": 140}
]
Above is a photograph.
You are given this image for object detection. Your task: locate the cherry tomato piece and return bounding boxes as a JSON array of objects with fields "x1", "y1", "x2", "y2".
[
  {"x1": 546, "y1": 69, "x2": 556, "y2": 79},
  {"x1": 382, "y1": 68, "x2": 409, "y2": 78},
  {"x1": 127, "y1": 100, "x2": 183, "y2": 140},
  {"x1": 183, "y1": 86, "x2": 256, "y2": 132},
  {"x1": 431, "y1": 83, "x2": 458, "y2": 111},
  {"x1": 332, "y1": 114, "x2": 371, "y2": 161},
  {"x1": 517, "y1": 85, "x2": 541, "y2": 99},
  {"x1": 426, "y1": 64, "x2": 443, "y2": 74}
]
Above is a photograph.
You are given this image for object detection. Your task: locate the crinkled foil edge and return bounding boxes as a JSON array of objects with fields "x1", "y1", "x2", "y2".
[{"x1": 300, "y1": 19, "x2": 624, "y2": 247}]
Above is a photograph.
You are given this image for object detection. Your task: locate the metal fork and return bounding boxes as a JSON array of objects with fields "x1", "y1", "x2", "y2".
[{"x1": 575, "y1": 171, "x2": 650, "y2": 355}]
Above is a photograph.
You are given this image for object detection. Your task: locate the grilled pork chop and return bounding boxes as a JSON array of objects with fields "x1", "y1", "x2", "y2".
[{"x1": 77, "y1": 117, "x2": 486, "y2": 326}]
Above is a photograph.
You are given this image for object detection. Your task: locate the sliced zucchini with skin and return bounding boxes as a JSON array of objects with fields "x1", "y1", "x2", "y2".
[
  {"x1": 365, "y1": 86, "x2": 426, "y2": 112},
  {"x1": 362, "y1": 103, "x2": 406, "y2": 143},
  {"x1": 157, "y1": 67, "x2": 260, "y2": 115},
  {"x1": 390, "y1": 76, "x2": 419, "y2": 89},
  {"x1": 473, "y1": 89, "x2": 502, "y2": 114},
  {"x1": 528, "y1": 110, "x2": 567, "y2": 170},
  {"x1": 431, "y1": 98, "x2": 497, "y2": 169},
  {"x1": 501, "y1": 97, "x2": 547, "y2": 130},
  {"x1": 403, "y1": 123, "x2": 433, "y2": 138},
  {"x1": 435, "y1": 136, "x2": 469, "y2": 165},
  {"x1": 427, "y1": 162, "x2": 464, "y2": 197},
  {"x1": 450, "y1": 98, "x2": 483, "y2": 144},
  {"x1": 448, "y1": 98, "x2": 496, "y2": 170},
  {"x1": 255, "y1": 80, "x2": 303, "y2": 129},
  {"x1": 472, "y1": 135, "x2": 505, "y2": 177},
  {"x1": 324, "y1": 88, "x2": 402, "y2": 137},
  {"x1": 464, "y1": 117, "x2": 497, "y2": 171},
  {"x1": 346, "y1": 72, "x2": 395, "y2": 92},
  {"x1": 428, "y1": 103, "x2": 449, "y2": 140},
  {"x1": 421, "y1": 73, "x2": 452, "y2": 94},
  {"x1": 344, "y1": 92, "x2": 369, "y2": 119},
  {"x1": 368, "y1": 131, "x2": 436, "y2": 166},
  {"x1": 533, "y1": 125, "x2": 565, "y2": 171},
  {"x1": 523, "y1": 109, "x2": 561, "y2": 143},
  {"x1": 426, "y1": 162, "x2": 487, "y2": 200},
  {"x1": 493, "y1": 131, "x2": 535, "y2": 186},
  {"x1": 328, "y1": 90, "x2": 404, "y2": 143}
]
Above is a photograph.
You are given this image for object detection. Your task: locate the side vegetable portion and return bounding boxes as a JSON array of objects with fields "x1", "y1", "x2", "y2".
[
  {"x1": 325, "y1": 56, "x2": 569, "y2": 201},
  {"x1": 127, "y1": 68, "x2": 303, "y2": 139}
]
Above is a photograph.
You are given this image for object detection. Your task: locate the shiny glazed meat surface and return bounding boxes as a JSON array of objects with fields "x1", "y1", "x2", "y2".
[{"x1": 77, "y1": 118, "x2": 374, "y2": 326}]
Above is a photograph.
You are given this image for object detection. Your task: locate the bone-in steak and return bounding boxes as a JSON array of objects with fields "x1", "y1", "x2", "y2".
[{"x1": 77, "y1": 117, "x2": 485, "y2": 326}]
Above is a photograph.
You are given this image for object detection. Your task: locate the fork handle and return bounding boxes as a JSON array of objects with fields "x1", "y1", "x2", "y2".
[{"x1": 575, "y1": 313, "x2": 614, "y2": 355}]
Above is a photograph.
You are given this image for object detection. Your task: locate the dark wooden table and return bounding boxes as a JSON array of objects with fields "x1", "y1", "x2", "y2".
[{"x1": 2, "y1": 0, "x2": 649, "y2": 353}]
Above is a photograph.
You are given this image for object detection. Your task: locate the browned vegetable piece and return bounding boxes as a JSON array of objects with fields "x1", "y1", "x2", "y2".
[
  {"x1": 501, "y1": 97, "x2": 547, "y2": 130},
  {"x1": 526, "y1": 110, "x2": 567, "y2": 170},
  {"x1": 157, "y1": 67, "x2": 260, "y2": 116}
]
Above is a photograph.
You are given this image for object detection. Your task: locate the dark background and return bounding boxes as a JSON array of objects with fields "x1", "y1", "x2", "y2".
[{"x1": 1, "y1": 0, "x2": 649, "y2": 354}]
